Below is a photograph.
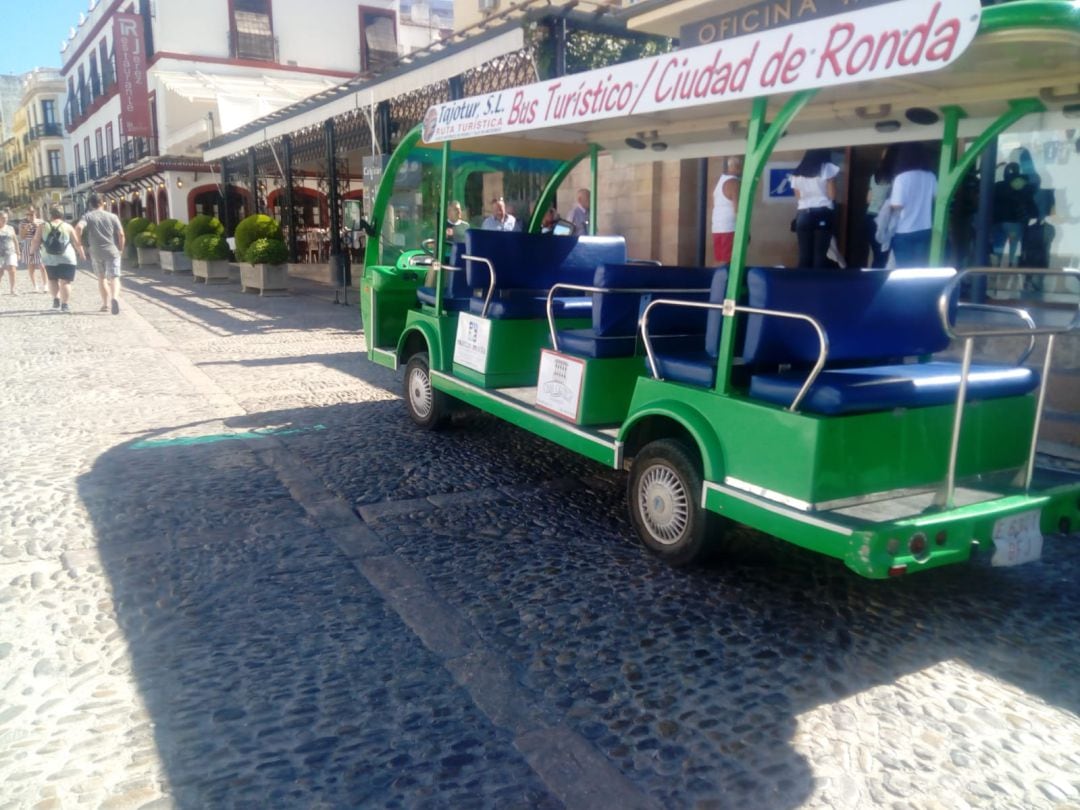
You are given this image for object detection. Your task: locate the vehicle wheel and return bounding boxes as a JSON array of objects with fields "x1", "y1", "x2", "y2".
[
  {"x1": 628, "y1": 439, "x2": 719, "y2": 566},
  {"x1": 404, "y1": 352, "x2": 449, "y2": 430}
]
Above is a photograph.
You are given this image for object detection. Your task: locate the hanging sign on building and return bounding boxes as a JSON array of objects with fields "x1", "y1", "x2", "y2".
[
  {"x1": 423, "y1": 0, "x2": 980, "y2": 144},
  {"x1": 114, "y1": 13, "x2": 152, "y2": 138},
  {"x1": 680, "y1": 0, "x2": 899, "y2": 47}
]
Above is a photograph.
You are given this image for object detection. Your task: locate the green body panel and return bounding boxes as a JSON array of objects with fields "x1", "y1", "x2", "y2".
[
  {"x1": 400, "y1": 309, "x2": 457, "y2": 370},
  {"x1": 452, "y1": 317, "x2": 589, "y2": 388},
  {"x1": 625, "y1": 377, "x2": 1035, "y2": 506},
  {"x1": 431, "y1": 371, "x2": 618, "y2": 467},
  {"x1": 574, "y1": 356, "x2": 645, "y2": 425},
  {"x1": 362, "y1": 265, "x2": 422, "y2": 355},
  {"x1": 707, "y1": 482, "x2": 1080, "y2": 580}
]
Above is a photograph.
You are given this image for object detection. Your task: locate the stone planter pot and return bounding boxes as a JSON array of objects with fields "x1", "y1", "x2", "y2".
[
  {"x1": 240, "y1": 263, "x2": 289, "y2": 296},
  {"x1": 192, "y1": 258, "x2": 231, "y2": 283},
  {"x1": 159, "y1": 251, "x2": 192, "y2": 273},
  {"x1": 135, "y1": 247, "x2": 159, "y2": 267}
]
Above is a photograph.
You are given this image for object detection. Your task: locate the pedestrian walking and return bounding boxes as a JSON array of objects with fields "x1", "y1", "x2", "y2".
[
  {"x1": 18, "y1": 205, "x2": 46, "y2": 292},
  {"x1": 76, "y1": 193, "x2": 126, "y2": 314},
  {"x1": 711, "y1": 156, "x2": 742, "y2": 267},
  {"x1": 29, "y1": 207, "x2": 85, "y2": 314},
  {"x1": 0, "y1": 210, "x2": 18, "y2": 294}
]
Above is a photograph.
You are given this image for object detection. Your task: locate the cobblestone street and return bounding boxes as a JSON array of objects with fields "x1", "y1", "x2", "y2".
[{"x1": 2, "y1": 268, "x2": 1080, "y2": 810}]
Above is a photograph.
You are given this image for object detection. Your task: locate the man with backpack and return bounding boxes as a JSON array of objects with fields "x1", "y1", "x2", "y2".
[
  {"x1": 29, "y1": 206, "x2": 86, "y2": 314},
  {"x1": 76, "y1": 193, "x2": 125, "y2": 314}
]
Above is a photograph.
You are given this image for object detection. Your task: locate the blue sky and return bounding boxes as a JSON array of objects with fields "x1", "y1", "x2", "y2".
[{"x1": 2, "y1": 0, "x2": 90, "y2": 75}]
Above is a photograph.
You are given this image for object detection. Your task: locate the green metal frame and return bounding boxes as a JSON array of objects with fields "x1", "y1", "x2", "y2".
[
  {"x1": 929, "y1": 98, "x2": 1044, "y2": 264},
  {"x1": 527, "y1": 147, "x2": 593, "y2": 233},
  {"x1": 715, "y1": 91, "x2": 816, "y2": 394}
]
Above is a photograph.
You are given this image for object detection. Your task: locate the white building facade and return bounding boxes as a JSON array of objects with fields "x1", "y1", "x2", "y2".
[{"x1": 62, "y1": 0, "x2": 447, "y2": 225}]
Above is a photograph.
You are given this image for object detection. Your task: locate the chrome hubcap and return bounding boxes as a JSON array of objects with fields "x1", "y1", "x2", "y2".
[
  {"x1": 638, "y1": 463, "x2": 689, "y2": 545},
  {"x1": 408, "y1": 365, "x2": 433, "y2": 419}
]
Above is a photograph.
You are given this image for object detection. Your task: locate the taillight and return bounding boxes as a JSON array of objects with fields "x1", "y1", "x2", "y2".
[
  {"x1": 888, "y1": 564, "x2": 907, "y2": 577},
  {"x1": 909, "y1": 532, "x2": 929, "y2": 561}
]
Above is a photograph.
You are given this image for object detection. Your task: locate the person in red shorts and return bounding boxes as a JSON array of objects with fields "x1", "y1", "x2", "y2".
[{"x1": 711, "y1": 155, "x2": 742, "y2": 267}]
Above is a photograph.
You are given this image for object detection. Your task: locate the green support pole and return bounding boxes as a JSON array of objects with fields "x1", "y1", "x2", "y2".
[
  {"x1": 589, "y1": 144, "x2": 598, "y2": 235},
  {"x1": 435, "y1": 140, "x2": 451, "y2": 313},
  {"x1": 715, "y1": 90, "x2": 816, "y2": 395},
  {"x1": 930, "y1": 98, "x2": 1043, "y2": 265},
  {"x1": 365, "y1": 124, "x2": 424, "y2": 271}
]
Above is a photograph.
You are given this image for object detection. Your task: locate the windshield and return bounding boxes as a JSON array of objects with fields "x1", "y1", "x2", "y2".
[{"x1": 371, "y1": 146, "x2": 567, "y2": 265}]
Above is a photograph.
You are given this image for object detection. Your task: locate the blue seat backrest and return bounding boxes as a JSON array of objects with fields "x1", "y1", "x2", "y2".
[
  {"x1": 445, "y1": 242, "x2": 468, "y2": 297},
  {"x1": 464, "y1": 230, "x2": 627, "y2": 291},
  {"x1": 743, "y1": 267, "x2": 956, "y2": 366},
  {"x1": 704, "y1": 267, "x2": 733, "y2": 358},
  {"x1": 592, "y1": 264, "x2": 719, "y2": 337}
]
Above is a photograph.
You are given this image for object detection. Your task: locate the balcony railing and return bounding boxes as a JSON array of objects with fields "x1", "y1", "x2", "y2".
[
  {"x1": 27, "y1": 123, "x2": 63, "y2": 140},
  {"x1": 228, "y1": 29, "x2": 278, "y2": 61},
  {"x1": 97, "y1": 156, "x2": 108, "y2": 177},
  {"x1": 88, "y1": 162, "x2": 99, "y2": 180},
  {"x1": 33, "y1": 175, "x2": 67, "y2": 190},
  {"x1": 68, "y1": 171, "x2": 76, "y2": 188},
  {"x1": 111, "y1": 147, "x2": 121, "y2": 169},
  {"x1": 76, "y1": 167, "x2": 87, "y2": 184}
]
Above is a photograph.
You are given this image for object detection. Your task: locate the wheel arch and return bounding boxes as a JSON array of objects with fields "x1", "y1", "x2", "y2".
[
  {"x1": 396, "y1": 322, "x2": 443, "y2": 369},
  {"x1": 620, "y1": 402, "x2": 724, "y2": 483}
]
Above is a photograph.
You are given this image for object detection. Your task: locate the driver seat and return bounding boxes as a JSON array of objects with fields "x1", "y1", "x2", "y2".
[{"x1": 416, "y1": 242, "x2": 471, "y2": 311}]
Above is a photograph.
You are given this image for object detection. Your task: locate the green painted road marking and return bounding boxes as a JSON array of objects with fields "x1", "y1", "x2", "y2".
[{"x1": 131, "y1": 425, "x2": 326, "y2": 449}]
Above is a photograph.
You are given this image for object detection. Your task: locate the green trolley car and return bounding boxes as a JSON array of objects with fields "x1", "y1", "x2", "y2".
[{"x1": 362, "y1": 0, "x2": 1080, "y2": 579}]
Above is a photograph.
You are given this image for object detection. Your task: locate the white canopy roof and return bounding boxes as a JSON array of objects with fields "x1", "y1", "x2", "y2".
[
  {"x1": 201, "y1": 26, "x2": 525, "y2": 161},
  {"x1": 154, "y1": 70, "x2": 340, "y2": 134}
]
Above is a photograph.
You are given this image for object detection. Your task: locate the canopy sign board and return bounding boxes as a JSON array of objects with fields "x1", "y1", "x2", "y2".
[{"x1": 423, "y1": 0, "x2": 980, "y2": 143}]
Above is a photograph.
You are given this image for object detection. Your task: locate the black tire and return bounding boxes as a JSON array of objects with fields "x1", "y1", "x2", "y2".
[
  {"x1": 404, "y1": 352, "x2": 450, "y2": 430},
  {"x1": 628, "y1": 438, "x2": 721, "y2": 566}
]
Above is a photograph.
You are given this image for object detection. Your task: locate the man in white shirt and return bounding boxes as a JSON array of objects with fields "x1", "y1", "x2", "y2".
[
  {"x1": 481, "y1": 198, "x2": 517, "y2": 232},
  {"x1": 569, "y1": 189, "x2": 590, "y2": 236}
]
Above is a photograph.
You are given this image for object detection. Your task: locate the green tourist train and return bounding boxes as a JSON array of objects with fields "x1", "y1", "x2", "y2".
[{"x1": 361, "y1": 0, "x2": 1080, "y2": 579}]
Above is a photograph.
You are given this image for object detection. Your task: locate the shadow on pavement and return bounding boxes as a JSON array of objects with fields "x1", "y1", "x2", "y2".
[
  {"x1": 79, "y1": 396, "x2": 1080, "y2": 808},
  {"x1": 123, "y1": 270, "x2": 360, "y2": 338}
]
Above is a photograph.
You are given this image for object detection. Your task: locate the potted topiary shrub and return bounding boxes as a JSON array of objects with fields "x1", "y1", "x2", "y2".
[
  {"x1": 124, "y1": 216, "x2": 152, "y2": 267},
  {"x1": 240, "y1": 237, "x2": 290, "y2": 295},
  {"x1": 156, "y1": 218, "x2": 191, "y2": 273},
  {"x1": 133, "y1": 226, "x2": 159, "y2": 268},
  {"x1": 190, "y1": 233, "x2": 232, "y2": 283},
  {"x1": 233, "y1": 214, "x2": 282, "y2": 263}
]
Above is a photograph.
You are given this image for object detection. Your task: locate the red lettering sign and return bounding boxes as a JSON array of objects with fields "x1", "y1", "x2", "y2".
[{"x1": 113, "y1": 14, "x2": 151, "y2": 138}]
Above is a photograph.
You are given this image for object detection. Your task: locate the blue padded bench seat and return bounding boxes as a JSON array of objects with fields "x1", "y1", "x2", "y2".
[
  {"x1": 417, "y1": 242, "x2": 471, "y2": 311},
  {"x1": 651, "y1": 267, "x2": 732, "y2": 386},
  {"x1": 738, "y1": 266, "x2": 1038, "y2": 414},
  {"x1": 555, "y1": 264, "x2": 720, "y2": 358},
  {"x1": 750, "y1": 361, "x2": 1038, "y2": 415},
  {"x1": 463, "y1": 230, "x2": 627, "y2": 319}
]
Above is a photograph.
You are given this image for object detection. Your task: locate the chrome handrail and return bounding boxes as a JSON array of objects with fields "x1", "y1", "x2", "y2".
[
  {"x1": 545, "y1": 282, "x2": 712, "y2": 351},
  {"x1": 640, "y1": 299, "x2": 829, "y2": 413},
  {"x1": 935, "y1": 267, "x2": 1080, "y2": 508},
  {"x1": 955, "y1": 302, "x2": 1037, "y2": 365},
  {"x1": 937, "y1": 268, "x2": 1080, "y2": 339},
  {"x1": 461, "y1": 254, "x2": 496, "y2": 318}
]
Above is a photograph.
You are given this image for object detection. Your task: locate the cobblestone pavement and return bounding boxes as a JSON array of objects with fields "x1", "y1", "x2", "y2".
[{"x1": 1, "y1": 267, "x2": 1079, "y2": 809}]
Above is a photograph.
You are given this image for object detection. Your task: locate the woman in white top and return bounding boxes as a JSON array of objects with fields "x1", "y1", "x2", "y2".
[
  {"x1": 711, "y1": 156, "x2": 742, "y2": 267},
  {"x1": 888, "y1": 143, "x2": 937, "y2": 268},
  {"x1": 790, "y1": 149, "x2": 840, "y2": 269}
]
